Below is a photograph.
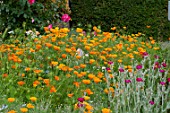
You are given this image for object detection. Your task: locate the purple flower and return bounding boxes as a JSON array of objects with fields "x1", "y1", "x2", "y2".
[
  {"x1": 142, "y1": 52, "x2": 148, "y2": 57},
  {"x1": 136, "y1": 64, "x2": 142, "y2": 70},
  {"x1": 32, "y1": 18, "x2": 34, "y2": 23},
  {"x1": 162, "y1": 62, "x2": 167, "y2": 67},
  {"x1": 77, "y1": 103, "x2": 84, "y2": 107},
  {"x1": 160, "y1": 82, "x2": 166, "y2": 86},
  {"x1": 154, "y1": 55, "x2": 159, "y2": 59},
  {"x1": 167, "y1": 78, "x2": 170, "y2": 83},
  {"x1": 125, "y1": 79, "x2": 131, "y2": 83},
  {"x1": 136, "y1": 78, "x2": 143, "y2": 82},
  {"x1": 159, "y1": 69, "x2": 165, "y2": 73},
  {"x1": 77, "y1": 97, "x2": 85, "y2": 102},
  {"x1": 119, "y1": 68, "x2": 124, "y2": 72},
  {"x1": 108, "y1": 61, "x2": 114, "y2": 65},
  {"x1": 149, "y1": 101, "x2": 154, "y2": 105},
  {"x1": 106, "y1": 67, "x2": 111, "y2": 71}
]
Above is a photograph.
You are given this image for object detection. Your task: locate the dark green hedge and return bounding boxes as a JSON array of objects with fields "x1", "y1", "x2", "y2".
[{"x1": 71, "y1": 0, "x2": 170, "y2": 41}]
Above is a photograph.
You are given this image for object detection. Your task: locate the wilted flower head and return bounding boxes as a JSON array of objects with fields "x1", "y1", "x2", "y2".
[
  {"x1": 61, "y1": 14, "x2": 71, "y2": 22},
  {"x1": 136, "y1": 64, "x2": 142, "y2": 70},
  {"x1": 136, "y1": 78, "x2": 143, "y2": 82},
  {"x1": 149, "y1": 100, "x2": 154, "y2": 105}
]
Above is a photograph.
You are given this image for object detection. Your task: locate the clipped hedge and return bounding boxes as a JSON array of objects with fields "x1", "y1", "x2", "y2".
[{"x1": 71, "y1": 0, "x2": 170, "y2": 41}]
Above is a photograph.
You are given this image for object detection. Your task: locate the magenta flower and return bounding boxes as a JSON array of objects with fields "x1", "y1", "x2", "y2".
[
  {"x1": 136, "y1": 64, "x2": 142, "y2": 70},
  {"x1": 149, "y1": 101, "x2": 154, "y2": 105},
  {"x1": 77, "y1": 103, "x2": 84, "y2": 107},
  {"x1": 167, "y1": 78, "x2": 170, "y2": 83},
  {"x1": 154, "y1": 55, "x2": 159, "y2": 59},
  {"x1": 162, "y1": 62, "x2": 167, "y2": 67},
  {"x1": 160, "y1": 82, "x2": 166, "y2": 86},
  {"x1": 136, "y1": 78, "x2": 143, "y2": 82},
  {"x1": 108, "y1": 61, "x2": 114, "y2": 65},
  {"x1": 77, "y1": 97, "x2": 85, "y2": 102},
  {"x1": 28, "y1": 0, "x2": 35, "y2": 5},
  {"x1": 119, "y1": 68, "x2": 124, "y2": 72},
  {"x1": 125, "y1": 79, "x2": 131, "y2": 83},
  {"x1": 48, "y1": 24, "x2": 52, "y2": 29},
  {"x1": 142, "y1": 52, "x2": 148, "y2": 57},
  {"x1": 106, "y1": 67, "x2": 111, "y2": 71},
  {"x1": 159, "y1": 69, "x2": 165, "y2": 73},
  {"x1": 61, "y1": 14, "x2": 71, "y2": 22}
]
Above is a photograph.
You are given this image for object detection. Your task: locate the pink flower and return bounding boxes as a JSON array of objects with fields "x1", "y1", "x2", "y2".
[
  {"x1": 77, "y1": 103, "x2": 84, "y2": 107},
  {"x1": 162, "y1": 62, "x2": 167, "y2": 67},
  {"x1": 149, "y1": 101, "x2": 154, "y2": 105},
  {"x1": 32, "y1": 18, "x2": 34, "y2": 23},
  {"x1": 125, "y1": 79, "x2": 131, "y2": 83},
  {"x1": 106, "y1": 67, "x2": 111, "y2": 71},
  {"x1": 108, "y1": 61, "x2": 114, "y2": 65},
  {"x1": 119, "y1": 68, "x2": 124, "y2": 72},
  {"x1": 28, "y1": 0, "x2": 35, "y2": 5},
  {"x1": 136, "y1": 78, "x2": 143, "y2": 82},
  {"x1": 61, "y1": 14, "x2": 71, "y2": 23},
  {"x1": 48, "y1": 24, "x2": 52, "y2": 29},
  {"x1": 142, "y1": 52, "x2": 148, "y2": 57},
  {"x1": 167, "y1": 78, "x2": 170, "y2": 83},
  {"x1": 159, "y1": 69, "x2": 165, "y2": 73},
  {"x1": 77, "y1": 97, "x2": 85, "y2": 102},
  {"x1": 136, "y1": 64, "x2": 142, "y2": 70},
  {"x1": 160, "y1": 82, "x2": 166, "y2": 86}
]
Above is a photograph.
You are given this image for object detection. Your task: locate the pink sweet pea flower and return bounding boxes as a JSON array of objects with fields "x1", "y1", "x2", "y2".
[
  {"x1": 61, "y1": 14, "x2": 71, "y2": 22},
  {"x1": 136, "y1": 78, "x2": 143, "y2": 82},
  {"x1": 28, "y1": 0, "x2": 35, "y2": 5},
  {"x1": 149, "y1": 101, "x2": 154, "y2": 105},
  {"x1": 77, "y1": 97, "x2": 85, "y2": 102}
]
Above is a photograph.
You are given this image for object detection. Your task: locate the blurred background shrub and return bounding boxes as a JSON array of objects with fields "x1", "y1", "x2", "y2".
[{"x1": 71, "y1": 0, "x2": 170, "y2": 41}]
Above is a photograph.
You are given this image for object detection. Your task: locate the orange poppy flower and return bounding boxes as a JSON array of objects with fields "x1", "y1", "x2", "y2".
[
  {"x1": 8, "y1": 98, "x2": 15, "y2": 102},
  {"x1": 80, "y1": 64, "x2": 86, "y2": 68},
  {"x1": 54, "y1": 76, "x2": 60, "y2": 81},
  {"x1": 61, "y1": 54, "x2": 67, "y2": 58},
  {"x1": 50, "y1": 86, "x2": 57, "y2": 93},
  {"x1": 84, "y1": 88, "x2": 93, "y2": 95},
  {"x1": 53, "y1": 46, "x2": 60, "y2": 51},
  {"x1": 93, "y1": 77, "x2": 102, "y2": 84},
  {"x1": 3, "y1": 73, "x2": 8, "y2": 78},
  {"x1": 82, "y1": 79, "x2": 91, "y2": 84},
  {"x1": 17, "y1": 81, "x2": 25, "y2": 86},
  {"x1": 27, "y1": 103, "x2": 34, "y2": 109},
  {"x1": 30, "y1": 97, "x2": 37, "y2": 102},
  {"x1": 73, "y1": 81, "x2": 80, "y2": 87},
  {"x1": 20, "y1": 108, "x2": 28, "y2": 113},
  {"x1": 102, "y1": 108, "x2": 111, "y2": 113},
  {"x1": 67, "y1": 93, "x2": 74, "y2": 98},
  {"x1": 89, "y1": 59, "x2": 95, "y2": 64},
  {"x1": 33, "y1": 80, "x2": 40, "y2": 87},
  {"x1": 43, "y1": 79, "x2": 50, "y2": 86}
]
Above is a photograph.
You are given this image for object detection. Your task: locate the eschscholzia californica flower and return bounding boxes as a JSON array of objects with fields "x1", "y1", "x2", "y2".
[
  {"x1": 3, "y1": 73, "x2": 8, "y2": 78},
  {"x1": 50, "y1": 86, "x2": 57, "y2": 93},
  {"x1": 20, "y1": 108, "x2": 28, "y2": 113},
  {"x1": 8, "y1": 98, "x2": 15, "y2": 102},
  {"x1": 43, "y1": 79, "x2": 50, "y2": 86},
  {"x1": 61, "y1": 54, "x2": 67, "y2": 58},
  {"x1": 80, "y1": 64, "x2": 86, "y2": 68},
  {"x1": 54, "y1": 76, "x2": 60, "y2": 81},
  {"x1": 30, "y1": 97, "x2": 37, "y2": 102},
  {"x1": 89, "y1": 59, "x2": 95, "y2": 64},
  {"x1": 73, "y1": 81, "x2": 80, "y2": 87},
  {"x1": 102, "y1": 108, "x2": 111, "y2": 113},
  {"x1": 149, "y1": 101, "x2": 154, "y2": 105},
  {"x1": 136, "y1": 64, "x2": 142, "y2": 70},
  {"x1": 8, "y1": 110, "x2": 17, "y2": 113},
  {"x1": 93, "y1": 77, "x2": 102, "y2": 84},
  {"x1": 84, "y1": 96, "x2": 90, "y2": 101},
  {"x1": 136, "y1": 78, "x2": 143, "y2": 82},
  {"x1": 67, "y1": 93, "x2": 74, "y2": 98},
  {"x1": 82, "y1": 79, "x2": 91, "y2": 85},
  {"x1": 33, "y1": 80, "x2": 40, "y2": 87},
  {"x1": 17, "y1": 81, "x2": 25, "y2": 86},
  {"x1": 85, "y1": 88, "x2": 94, "y2": 95},
  {"x1": 27, "y1": 103, "x2": 34, "y2": 109}
]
